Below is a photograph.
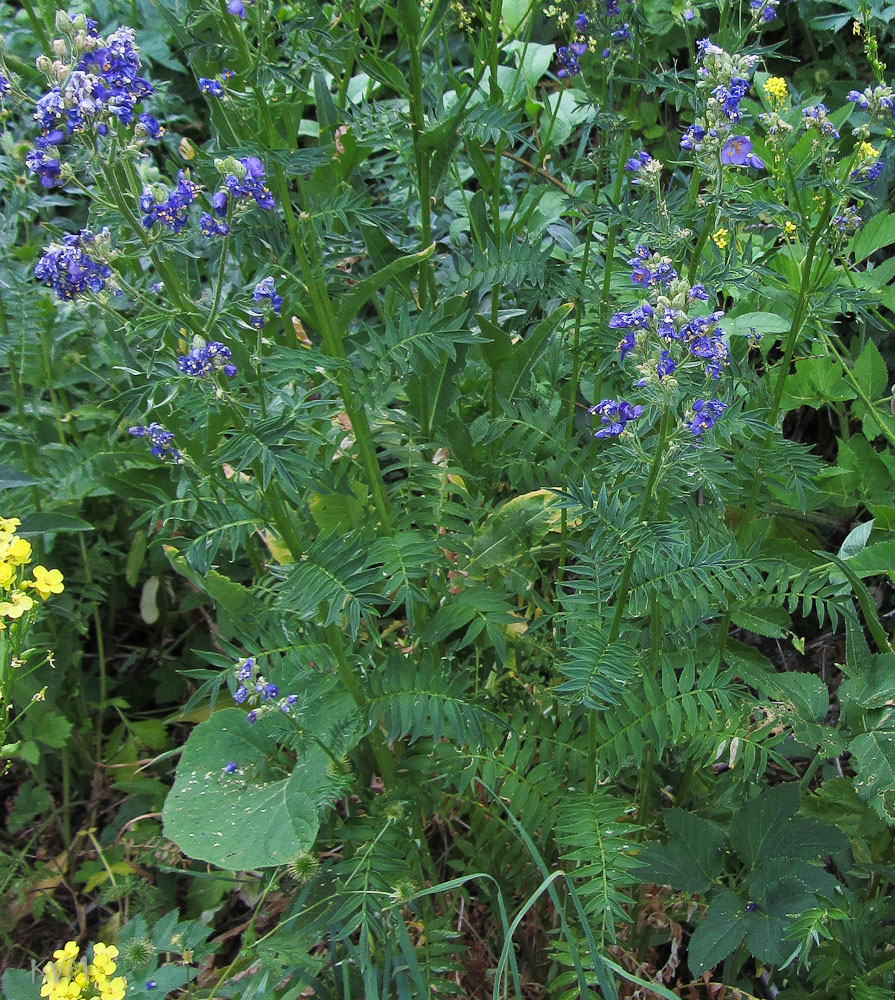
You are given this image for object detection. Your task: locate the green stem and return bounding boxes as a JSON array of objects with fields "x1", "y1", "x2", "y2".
[
  {"x1": 587, "y1": 412, "x2": 673, "y2": 792},
  {"x1": 251, "y1": 95, "x2": 394, "y2": 533},
  {"x1": 715, "y1": 193, "x2": 832, "y2": 658}
]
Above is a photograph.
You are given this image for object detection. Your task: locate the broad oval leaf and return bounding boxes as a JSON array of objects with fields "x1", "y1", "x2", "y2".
[{"x1": 162, "y1": 709, "x2": 321, "y2": 869}]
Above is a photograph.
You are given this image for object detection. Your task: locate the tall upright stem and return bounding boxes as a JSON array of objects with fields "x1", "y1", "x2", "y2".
[{"x1": 587, "y1": 412, "x2": 673, "y2": 792}]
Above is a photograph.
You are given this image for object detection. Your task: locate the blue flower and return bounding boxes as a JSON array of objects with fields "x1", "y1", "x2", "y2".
[
  {"x1": 628, "y1": 246, "x2": 678, "y2": 287},
  {"x1": 26, "y1": 150, "x2": 62, "y2": 188},
  {"x1": 212, "y1": 191, "x2": 229, "y2": 217},
  {"x1": 720, "y1": 135, "x2": 764, "y2": 169},
  {"x1": 0, "y1": 75, "x2": 10, "y2": 97},
  {"x1": 689, "y1": 284, "x2": 709, "y2": 301},
  {"x1": 177, "y1": 340, "x2": 237, "y2": 377},
  {"x1": 589, "y1": 399, "x2": 643, "y2": 438},
  {"x1": 253, "y1": 276, "x2": 283, "y2": 313},
  {"x1": 686, "y1": 398, "x2": 727, "y2": 438},
  {"x1": 141, "y1": 170, "x2": 201, "y2": 233},
  {"x1": 681, "y1": 312, "x2": 728, "y2": 378},
  {"x1": 555, "y1": 42, "x2": 587, "y2": 78},
  {"x1": 249, "y1": 311, "x2": 265, "y2": 329},
  {"x1": 227, "y1": 0, "x2": 247, "y2": 16},
  {"x1": 625, "y1": 151, "x2": 651, "y2": 172},
  {"x1": 128, "y1": 422, "x2": 181, "y2": 462},
  {"x1": 136, "y1": 113, "x2": 166, "y2": 139},
  {"x1": 222, "y1": 68, "x2": 236, "y2": 80},
  {"x1": 851, "y1": 160, "x2": 885, "y2": 188},
  {"x1": 224, "y1": 761, "x2": 238, "y2": 773},
  {"x1": 262, "y1": 683, "x2": 279, "y2": 701},
  {"x1": 656, "y1": 351, "x2": 677, "y2": 378},
  {"x1": 575, "y1": 12, "x2": 589, "y2": 29},
  {"x1": 145, "y1": 983, "x2": 157, "y2": 991},
  {"x1": 609, "y1": 303, "x2": 653, "y2": 330},
  {"x1": 246, "y1": 710, "x2": 258, "y2": 724},
  {"x1": 680, "y1": 124, "x2": 706, "y2": 151},
  {"x1": 223, "y1": 156, "x2": 275, "y2": 210},
  {"x1": 239, "y1": 657, "x2": 255, "y2": 678},
  {"x1": 200, "y1": 212, "x2": 230, "y2": 237},
  {"x1": 34, "y1": 231, "x2": 111, "y2": 300},
  {"x1": 199, "y1": 77, "x2": 224, "y2": 97},
  {"x1": 803, "y1": 103, "x2": 840, "y2": 138}
]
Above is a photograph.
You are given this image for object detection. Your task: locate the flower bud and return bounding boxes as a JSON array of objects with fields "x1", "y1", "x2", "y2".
[
  {"x1": 52, "y1": 38, "x2": 67, "y2": 57},
  {"x1": 55, "y1": 10, "x2": 73, "y2": 34},
  {"x1": 215, "y1": 155, "x2": 244, "y2": 179},
  {"x1": 35, "y1": 54, "x2": 53, "y2": 77},
  {"x1": 179, "y1": 137, "x2": 196, "y2": 160},
  {"x1": 70, "y1": 12, "x2": 87, "y2": 32}
]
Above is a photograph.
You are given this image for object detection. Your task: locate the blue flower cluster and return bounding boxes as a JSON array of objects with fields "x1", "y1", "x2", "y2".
[
  {"x1": 199, "y1": 212, "x2": 230, "y2": 237},
  {"x1": 594, "y1": 241, "x2": 731, "y2": 442},
  {"x1": 682, "y1": 40, "x2": 760, "y2": 170},
  {"x1": 33, "y1": 230, "x2": 112, "y2": 301},
  {"x1": 177, "y1": 339, "x2": 237, "y2": 378},
  {"x1": 27, "y1": 25, "x2": 160, "y2": 189},
  {"x1": 589, "y1": 399, "x2": 643, "y2": 437},
  {"x1": 851, "y1": 160, "x2": 885, "y2": 187},
  {"x1": 832, "y1": 205, "x2": 862, "y2": 234},
  {"x1": 749, "y1": 0, "x2": 778, "y2": 21},
  {"x1": 140, "y1": 171, "x2": 201, "y2": 233},
  {"x1": 231, "y1": 657, "x2": 299, "y2": 724},
  {"x1": 628, "y1": 246, "x2": 678, "y2": 288},
  {"x1": 555, "y1": 42, "x2": 587, "y2": 79},
  {"x1": 128, "y1": 422, "x2": 181, "y2": 462},
  {"x1": 223, "y1": 156, "x2": 275, "y2": 210},
  {"x1": 0, "y1": 74, "x2": 10, "y2": 98},
  {"x1": 847, "y1": 85, "x2": 895, "y2": 121},
  {"x1": 199, "y1": 77, "x2": 224, "y2": 96},
  {"x1": 685, "y1": 399, "x2": 728, "y2": 438},
  {"x1": 249, "y1": 277, "x2": 283, "y2": 329},
  {"x1": 253, "y1": 277, "x2": 283, "y2": 312},
  {"x1": 802, "y1": 103, "x2": 840, "y2": 139}
]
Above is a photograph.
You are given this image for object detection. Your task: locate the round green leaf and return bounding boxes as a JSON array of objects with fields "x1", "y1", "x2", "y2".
[{"x1": 162, "y1": 709, "x2": 319, "y2": 869}]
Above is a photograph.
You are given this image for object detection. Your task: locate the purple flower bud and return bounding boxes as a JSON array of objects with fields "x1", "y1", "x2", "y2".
[{"x1": 227, "y1": 0, "x2": 247, "y2": 17}]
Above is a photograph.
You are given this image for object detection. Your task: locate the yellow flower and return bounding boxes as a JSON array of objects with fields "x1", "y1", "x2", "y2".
[
  {"x1": 28, "y1": 566, "x2": 65, "y2": 599},
  {"x1": 0, "y1": 563, "x2": 14, "y2": 587},
  {"x1": 0, "y1": 591, "x2": 35, "y2": 619},
  {"x1": 89, "y1": 943, "x2": 119, "y2": 977},
  {"x1": 763, "y1": 76, "x2": 788, "y2": 107},
  {"x1": 853, "y1": 18, "x2": 862, "y2": 34},
  {"x1": 858, "y1": 141, "x2": 879, "y2": 161},
  {"x1": 783, "y1": 220, "x2": 797, "y2": 237},
  {"x1": 6, "y1": 537, "x2": 31, "y2": 565},
  {"x1": 0, "y1": 517, "x2": 21, "y2": 534},
  {"x1": 712, "y1": 227, "x2": 729, "y2": 250},
  {"x1": 99, "y1": 976, "x2": 127, "y2": 1000}
]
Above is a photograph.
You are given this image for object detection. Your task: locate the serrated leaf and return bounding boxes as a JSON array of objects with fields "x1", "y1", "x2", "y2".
[
  {"x1": 850, "y1": 709, "x2": 895, "y2": 824},
  {"x1": 730, "y1": 784, "x2": 847, "y2": 867},
  {"x1": 853, "y1": 341, "x2": 888, "y2": 399},
  {"x1": 638, "y1": 810, "x2": 725, "y2": 893},
  {"x1": 687, "y1": 889, "x2": 747, "y2": 974}
]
